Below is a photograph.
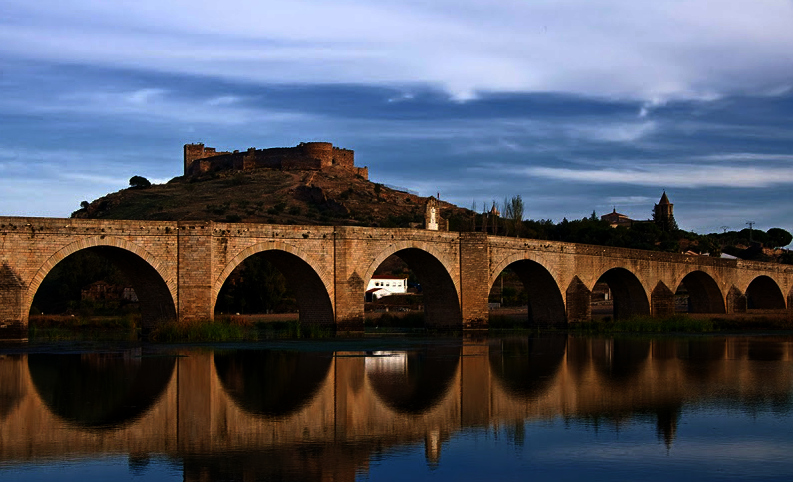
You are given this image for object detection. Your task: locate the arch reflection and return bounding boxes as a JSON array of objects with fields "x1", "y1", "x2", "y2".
[
  {"x1": 488, "y1": 335, "x2": 567, "y2": 399},
  {"x1": 214, "y1": 350, "x2": 333, "y2": 418},
  {"x1": 28, "y1": 353, "x2": 175, "y2": 429},
  {"x1": 592, "y1": 338, "x2": 652, "y2": 382},
  {"x1": 0, "y1": 355, "x2": 26, "y2": 422},
  {"x1": 366, "y1": 347, "x2": 460, "y2": 414}
]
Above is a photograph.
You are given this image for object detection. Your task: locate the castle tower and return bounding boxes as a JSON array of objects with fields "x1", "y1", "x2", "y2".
[
  {"x1": 653, "y1": 191, "x2": 677, "y2": 231},
  {"x1": 184, "y1": 143, "x2": 206, "y2": 176}
]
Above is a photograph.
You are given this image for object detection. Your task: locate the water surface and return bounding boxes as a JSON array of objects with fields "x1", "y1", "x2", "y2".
[{"x1": 1, "y1": 334, "x2": 793, "y2": 481}]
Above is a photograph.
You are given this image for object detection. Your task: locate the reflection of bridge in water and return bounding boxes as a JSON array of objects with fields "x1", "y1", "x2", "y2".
[{"x1": 2, "y1": 337, "x2": 793, "y2": 479}]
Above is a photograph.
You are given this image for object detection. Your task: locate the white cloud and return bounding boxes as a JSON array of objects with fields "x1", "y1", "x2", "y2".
[
  {"x1": 2, "y1": 0, "x2": 793, "y2": 102},
  {"x1": 60, "y1": 172, "x2": 129, "y2": 186},
  {"x1": 694, "y1": 153, "x2": 793, "y2": 162},
  {"x1": 606, "y1": 196, "x2": 654, "y2": 205},
  {"x1": 524, "y1": 165, "x2": 793, "y2": 188},
  {"x1": 126, "y1": 88, "x2": 166, "y2": 105},
  {"x1": 6, "y1": 87, "x2": 312, "y2": 126},
  {"x1": 564, "y1": 121, "x2": 657, "y2": 143}
]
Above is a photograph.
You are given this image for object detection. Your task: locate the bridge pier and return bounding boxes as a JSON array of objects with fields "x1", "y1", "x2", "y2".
[
  {"x1": 565, "y1": 277, "x2": 592, "y2": 323},
  {"x1": 176, "y1": 223, "x2": 215, "y2": 326},
  {"x1": 332, "y1": 227, "x2": 365, "y2": 331},
  {"x1": 459, "y1": 233, "x2": 490, "y2": 329},
  {"x1": 651, "y1": 282, "x2": 676, "y2": 318},
  {"x1": 0, "y1": 262, "x2": 27, "y2": 340},
  {"x1": 727, "y1": 286, "x2": 747, "y2": 314}
]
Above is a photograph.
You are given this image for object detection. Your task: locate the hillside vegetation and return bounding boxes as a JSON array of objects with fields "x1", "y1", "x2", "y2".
[{"x1": 72, "y1": 166, "x2": 469, "y2": 228}]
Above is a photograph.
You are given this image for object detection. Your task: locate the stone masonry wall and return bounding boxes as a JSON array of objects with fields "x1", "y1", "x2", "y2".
[
  {"x1": 1, "y1": 216, "x2": 792, "y2": 339},
  {"x1": 183, "y1": 142, "x2": 368, "y2": 180}
]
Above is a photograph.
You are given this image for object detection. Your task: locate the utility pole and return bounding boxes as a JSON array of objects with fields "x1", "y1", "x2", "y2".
[{"x1": 746, "y1": 221, "x2": 755, "y2": 242}]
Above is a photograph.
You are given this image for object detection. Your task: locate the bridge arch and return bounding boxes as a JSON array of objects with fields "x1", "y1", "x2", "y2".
[
  {"x1": 27, "y1": 236, "x2": 177, "y2": 327},
  {"x1": 673, "y1": 270, "x2": 726, "y2": 314},
  {"x1": 745, "y1": 275, "x2": 786, "y2": 310},
  {"x1": 592, "y1": 267, "x2": 651, "y2": 319},
  {"x1": 363, "y1": 241, "x2": 461, "y2": 328},
  {"x1": 488, "y1": 258, "x2": 566, "y2": 325},
  {"x1": 213, "y1": 241, "x2": 334, "y2": 323}
]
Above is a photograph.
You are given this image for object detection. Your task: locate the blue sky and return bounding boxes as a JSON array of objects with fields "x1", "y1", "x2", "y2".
[{"x1": 2, "y1": 0, "x2": 793, "y2": 237}]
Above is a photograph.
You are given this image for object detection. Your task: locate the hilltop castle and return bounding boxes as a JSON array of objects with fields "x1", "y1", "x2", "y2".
[{"x1": 183, "y1": 142, "x2": 368, "y2": 179}]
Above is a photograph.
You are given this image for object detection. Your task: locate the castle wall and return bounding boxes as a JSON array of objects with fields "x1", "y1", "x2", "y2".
[
  {"x1": 356, "y1": 167, "x2": 368, "y2": 179},
  {"x1": 184, "y1": 143, "x2": 357, "y2": 176},
  {"x1": 300, "y1": 142, "x2": 333, "y2": 168},
  {"x1": 184, "y1": 144, "x2": 231, "y2": 175},
  {"x1": 332, "y1": 147, "x2": 354, "y2": 168}
]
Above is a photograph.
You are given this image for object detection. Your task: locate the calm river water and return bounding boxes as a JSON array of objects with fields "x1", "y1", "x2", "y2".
[{"x1": 2, "y1": 334, "x2": 793, "y2": 481}]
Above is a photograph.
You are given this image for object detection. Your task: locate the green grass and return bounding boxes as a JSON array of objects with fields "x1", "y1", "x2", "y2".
[
  {"x1": 147, "y1": 317, "x2": 334, "y2": 342},
  {"x1": 569, "y1": 315, "x2": 715, "y2": 334},
  {"x1": 28, "y1": 314, "x2": 140, "y2": 341},
  {"x1": 148, "y1": 319, "x2": 255, "y2": 342},
  {"x1": 28, "y1": 314, "x2": 335, "y2": 342},
  {"x1": 367, "y1": 312, "x2": 425, "y2": 329},
  {"x1": 254, "y1": 320, "x2": 334, "y2": 339}
]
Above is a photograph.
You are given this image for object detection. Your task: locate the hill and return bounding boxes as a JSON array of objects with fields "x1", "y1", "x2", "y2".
[{"x1": 72, "y1": 166, "x2": 471, "y2": 229}]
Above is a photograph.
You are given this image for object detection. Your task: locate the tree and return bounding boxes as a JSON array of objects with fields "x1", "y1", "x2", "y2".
[
  {"x1": 470, "y1": 199, "x2": 477, "y2": 231},
  {"x1": 502, "y1": 196, "x2": 513, "y2": 236},
  {"x1": 481, "y1": 201, "x2": 488, "y2": 234},
  {"x1": 129, "y1": 176, "x2": 151, "y2": 189},
  {"x1": 509, "y1": 195, "x2": 524, "y2": 237},
  {"x1": 80, "y1": 201, "x2": 89, "y2": 210},
  {"x1": 767, "y1": 228, "x2": 793, "y2": 248}
]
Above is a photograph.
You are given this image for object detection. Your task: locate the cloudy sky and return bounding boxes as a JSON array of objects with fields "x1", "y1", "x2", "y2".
[{"x1": 2, "y1": 0, "x2": 793, "y2": 238}]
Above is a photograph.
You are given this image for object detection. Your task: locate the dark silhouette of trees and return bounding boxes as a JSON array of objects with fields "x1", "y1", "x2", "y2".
[
  {"x1": 129, "y1": 176, "x2": 151, "y2": 189},
  {"x1": 767, "y1": 228, "x2": 793, "y2": 249}
]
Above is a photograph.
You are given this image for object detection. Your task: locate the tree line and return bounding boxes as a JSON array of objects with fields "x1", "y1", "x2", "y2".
[{"x1": 446, "y1": 196, "x2": 792, "y2": 262}]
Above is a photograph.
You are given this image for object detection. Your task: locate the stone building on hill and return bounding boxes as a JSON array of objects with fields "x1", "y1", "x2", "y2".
[
  {"x1": 183, "y1": 141, "x2": 368, "y2": 179},
  {"x1": 600, "y1": 192, "x2": 677, "y2": 230},
  {"x1": 601, "y1": 208, "x2": 633, "y2": 228}
]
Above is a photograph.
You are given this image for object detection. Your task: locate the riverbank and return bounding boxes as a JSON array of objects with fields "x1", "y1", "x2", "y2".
[{"x1": 22, "y1": 311, "x2": 792, "y2": 342}]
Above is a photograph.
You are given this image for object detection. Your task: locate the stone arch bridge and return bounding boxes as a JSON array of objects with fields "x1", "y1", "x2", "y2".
[{"x1": 1, "y1": 217, "x2": 792, "y2": 338}]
